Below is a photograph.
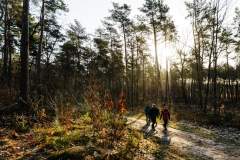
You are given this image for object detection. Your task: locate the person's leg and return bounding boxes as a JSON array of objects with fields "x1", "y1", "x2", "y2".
[
  {"x1": 151, "y1": 117, "x2": 156, "y2": 130},
  {"x1": 145, "y1": 113, "x2": 148, "y2": 124},
  {"x1": 164, "y1": 120, "x2": 168, "y2": 130},
  {"x1": 148, "y1": 117, "x2": 151, "y2": 125}
]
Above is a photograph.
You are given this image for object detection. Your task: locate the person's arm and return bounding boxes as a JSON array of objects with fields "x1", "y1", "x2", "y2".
[
  {"x1": 160, "y1": 111, "x2": 163, "y2": 120},
  {"x1": 168, "y1": 111, "x2": 170, "y2": 120}
]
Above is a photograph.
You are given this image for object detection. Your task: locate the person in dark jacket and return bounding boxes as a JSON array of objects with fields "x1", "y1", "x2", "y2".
[
  {"x1": 148, "y1": 104, "x2": 160, "y2": 130},
  {"x1": 160, "y1": 104, "x2": 170, "y2": 130},
  {"x1": 144, "y1": 105, "x2": 151, "y2": 125}
]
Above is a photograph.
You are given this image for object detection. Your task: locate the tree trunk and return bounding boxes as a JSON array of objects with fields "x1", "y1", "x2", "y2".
[
  {"x1": 204, "y1": 18, "x2": 216, "y2": 113},
  {"x1": 20, "y1": 0, "x2": 30, "y2": 109},
  {"x1": 236, "y1": 81, "x2": 238, "y2": 103},
  {"x1": 142, "y1": 51, "x2": 145, "y2": 103},
  {"x1": 7, "y1": 31, "x2": 12, "y2": 89},
  {"x1": 2, "y1": 0, "x2": 9, "y2": 85},
  {"x1": 135, "y1": 40, "x2": 140, "y2": 106},
  {"x1": 152, "y1": 15, "x2": 162, "y2": 101},
  {"x1": 122, "y1": 25, "x2": 128, "y2": 100},
  {"x1": 213, "y1": 5, "x2": 219, "y2": 114},
  {"x1": 166, "y1": 58, "x2": 170, "y2": 103},
  {"x1": 130, "y1": 41, "x2": 134, "y2": 111},
  {"x1": 36, "y1": 0, "x2": 45, "y2": 86}
]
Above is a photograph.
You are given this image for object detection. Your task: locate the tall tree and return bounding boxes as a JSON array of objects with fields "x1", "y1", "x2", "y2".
[
  {"x1": 110, "y1": 3, "x2": 131, "y2": 97},
  {"x1": 173, "y1": 49, "x2": 189, "y2": 103},
  {"x1": 141, "y1": 0, "x2": 175, "y2": 101},
  {"x1": 2, "y1": 0, "x2": 9, "y2": 85},
  {"x1": 0, "y1": 0, "x2": 25, "y2": 88},
  {"x1": 36, "y1": 0, "x2": 45, "y2": 85},
  {"x1": 133, "y1": 20, "x2": 149, "y2": 105},
  {"x1": 211, "y1": 0, "x2": 227, "y2": 113},
  {"x1": 233, "y1": 8, "x2": 240, "y2": 60},
  {"x1": 19, "y1": 0, "x2": 30, "y2": 108},
  {"x1": 33, "y1": 0, "x2": 67, "y2": 90},
  {"x1": 101, "y1": 20, "x2": 125, "y2": 107},
  {"x1": 186, "y1": 0, "x2": 211, "y2": 110},
  {"x1": 67, "y1": 20, "x2": 88, "y2": 89},
  {"x1": 219, "y1": 28, "x2": 233, "y2": 100}
]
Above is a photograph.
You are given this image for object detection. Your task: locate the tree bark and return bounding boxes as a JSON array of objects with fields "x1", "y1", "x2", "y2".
[
  {"x1": 36, "y1": 0, "x2": 45, "y2": 85},
  {"x1": 213, "y1": 4, "x2": 220, "y2": 114},
  {"x1": 122, "y1": 24, "x2": 128, "y2": 99},
  {"x1": 142, "y1": 51, "x2": 145, "y2": 103},
  {"x1": 152, "y1": 14, "x2": 162, "y2": 101},
  {"x1": 204, "y1": 25, "x2": 214, "y2": 113},
  {"x1": 131, "y1": 41, "x2": 134, "y2": 111},
  {"x1": 2, "y1": 0, "x2": 9, "y2": 85},
  {"x1": 20, "y1": 0, "x2": 30, "y2": 108}
]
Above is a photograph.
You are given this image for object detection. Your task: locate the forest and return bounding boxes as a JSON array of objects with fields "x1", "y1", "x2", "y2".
[{"x1": 0, "y1": 0, "x2": 240, "y2": 159}]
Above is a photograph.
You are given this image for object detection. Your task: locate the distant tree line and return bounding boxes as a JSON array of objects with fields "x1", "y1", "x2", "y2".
[{"x1": 171, "y1": 0, "x2": 240, "y2": 113}]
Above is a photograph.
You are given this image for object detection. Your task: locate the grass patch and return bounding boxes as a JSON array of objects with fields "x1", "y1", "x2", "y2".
[
  {"x1": 32, "y1": 111, "x2": 143, "y2": 159},
  {"x1": 34, "y1": 118, "x2": 93, "y2": 151},
  {"x1": 170, "y1": 122, "x2": 216, "y2": 140},
  {"x1": 214, "y1": 134, "x2": 240, "y2": 146}
]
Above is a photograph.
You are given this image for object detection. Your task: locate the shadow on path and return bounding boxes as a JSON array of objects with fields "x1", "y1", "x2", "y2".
[
  {"x1": 151, "y1": 130, "x2": 172, "y2": 159},
  {"x1": 141, "y1": 123, "x2": 172, "y2": 159}
]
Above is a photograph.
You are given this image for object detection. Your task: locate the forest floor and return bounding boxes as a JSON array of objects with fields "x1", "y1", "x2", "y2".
[
  {"x1": 128, "y1": 114, "x2": 240, "y2": 160},
  {"x1": 0, "y1": 112, "x2": 240, "y2": 160}
]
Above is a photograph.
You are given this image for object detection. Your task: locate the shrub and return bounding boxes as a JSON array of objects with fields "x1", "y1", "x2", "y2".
[
  {"x1": 81, "y1": 112, "x2": 92, "y2": 124},
  {"x1": 14, "y1": 114, "x2": 30, "y2": 133},
  {"x1": 126, "y1": 131, "x2": 141, "y2": 149},
  {"x1": 115, "y1": 130, "x2": 141, "y2": 160},
  {"x1": 51, "y1": 137, "x2": 70, "y2": 149}
]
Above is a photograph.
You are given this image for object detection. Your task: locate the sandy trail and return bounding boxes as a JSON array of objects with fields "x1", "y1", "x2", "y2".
[{"x1": 127, "y1": 117, "x2": 240, "y2": 160}]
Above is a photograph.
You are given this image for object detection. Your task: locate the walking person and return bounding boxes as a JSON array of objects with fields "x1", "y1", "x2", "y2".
[
  {"x1": 160, "y1": 104, "x2": 170, "y2": 130},
  {"x1": 148, "y1": 104, "x2": 160, "y2": 130}
]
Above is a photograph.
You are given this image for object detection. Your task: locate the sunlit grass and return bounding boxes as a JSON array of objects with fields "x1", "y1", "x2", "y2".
[{"x1": 169, "y1": 122, "x2": 216, "y2": 140}]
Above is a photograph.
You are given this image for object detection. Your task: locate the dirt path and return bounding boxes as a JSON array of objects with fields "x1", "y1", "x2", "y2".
[{"x1": 127, "y1": 117, "x2": 240, "y2": 160}]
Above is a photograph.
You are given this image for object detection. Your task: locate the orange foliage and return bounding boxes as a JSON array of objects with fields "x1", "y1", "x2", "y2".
[
  {"x1": 118, "y1": 92, "x2": 127, "y2": 113},
  {"x1": 104, "y1": 91, "x2": 114, "y2": 110}
]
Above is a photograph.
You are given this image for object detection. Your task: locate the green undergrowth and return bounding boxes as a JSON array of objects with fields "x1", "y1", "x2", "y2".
[
  {"x1": 30, "y1": 111, "x2": 142, "y2": 159},
  {"x1": 32, "y1": 114, "x2": 94, "y2": 157},
  {"x1": 29, "y1": 110, "x2": 204, "y2": 160}
]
